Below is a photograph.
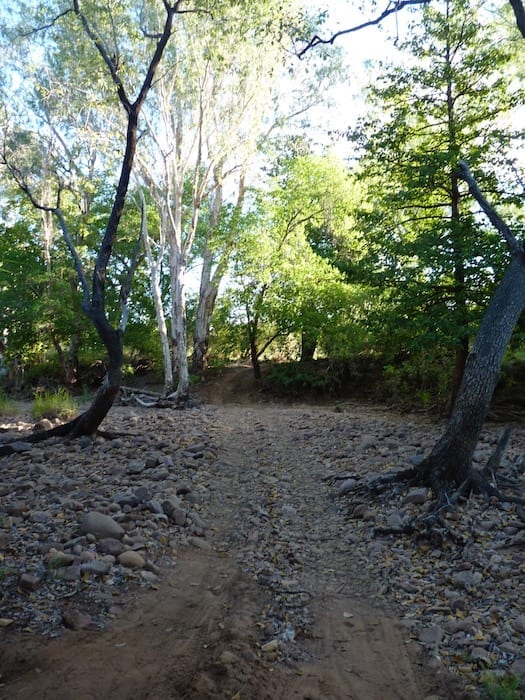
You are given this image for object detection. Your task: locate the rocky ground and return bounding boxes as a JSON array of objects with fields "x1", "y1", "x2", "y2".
[{"x1": 1, "y1": 374, "x2": 525, "y2": 698}]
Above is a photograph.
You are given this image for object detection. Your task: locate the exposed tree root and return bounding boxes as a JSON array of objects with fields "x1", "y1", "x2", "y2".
[{"x1": 333, "y1": 425, "x2": 525, "y2": 543}]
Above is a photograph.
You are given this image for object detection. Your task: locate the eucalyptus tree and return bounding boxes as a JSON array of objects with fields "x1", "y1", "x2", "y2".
[
  {"x1": 136, "y1": 2, "x2": 286, "y2": 398},
  {"x1": 351, "y1": 0, "x2": 523, "y2": 405},
  {"x1": 136, "y1": 2, "x2": 344, "y2": 398},
  {"x1": 0, "y1": 0, "x2": 192, "y2": 439}
]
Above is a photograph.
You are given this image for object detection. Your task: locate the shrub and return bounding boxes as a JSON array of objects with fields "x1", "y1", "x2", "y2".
[{"x1": 31, "y1": 388, "x2": 77, "y2": 420}]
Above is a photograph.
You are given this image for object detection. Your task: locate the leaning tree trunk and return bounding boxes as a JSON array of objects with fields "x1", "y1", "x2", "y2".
[
  {"x1": 419, "y1": 254, "x2": 525, "y2": 499},
  {"x1": 70, "y1": 313, "x2": 123, "y2": 436}
]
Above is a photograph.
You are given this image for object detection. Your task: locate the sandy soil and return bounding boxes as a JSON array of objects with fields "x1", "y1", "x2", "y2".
[{"x1": 0, "y1": 369, "x2": 483, "y2": 699}]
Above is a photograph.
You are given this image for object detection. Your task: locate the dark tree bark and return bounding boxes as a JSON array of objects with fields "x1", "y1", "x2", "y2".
[
  {"x1": 418, "y1": 162, "x2": 525, "y2": 501},
  {"x1": 510, "y1": 0, "x2": 525, "y2": 38},
  {"x1": 3, "y1": 2, "x2": 183, "y2": 440},
  {"x1": 300, "y1": 329, "x2": 317, "y2": 362},
  {"x1": 419, "y1": 256, "x2": 525, "y2": 497}
]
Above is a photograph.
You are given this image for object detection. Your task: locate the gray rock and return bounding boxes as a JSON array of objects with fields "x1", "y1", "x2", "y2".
[
  {"x1": 451, "y1": 570, "x2": 477, "y2": 591},
  {"x1": 470, "y1": 647, "x2": 493, "y2": 667},
  {"x1": 46, "y1": 552, "x2": 77, "y2": 568},
  {"x1": 19, "y1": 573, "x2": 40, "y2": 591},
  {"x1": 5, "y1": 501, "x2": 29, "y2": 516},
  {"x1": 418, "y1": 626, "x2": 443, "y2": 646},
  {"x1": 146, "y1": 499, "x2": 164, "y2": 515},
  {"x1": 403, "y1": 488, "x2": 428, "y2": 505},
  {"x1": 97, "y1": 538, "x2": 125, "y2": 556},
  {"x1": 407, "y1": 454, "x2": 426, "y2": 466},
  {"x1": 511, "y1": 614, "x2": 525, "y2": 634},
  {"x1": 336, "y1": 479, "x2": 357, "y2": 497},
  {"x1": 56, "y1": 565, "x2": 81, "y2": 581},
  {"x1": 30, "y1": 510, "x2": 52, "y2": 523},
  {"x1": 80, "y1": 560, "x2": 111, "y2": 576},
  {"x1": 162, "y1": 496, "x2": 183, "y2": 517},
  {"x1": 134, "y1": 486, "x2": 150, "y2": 502},
  {"x1": 118, "y1": 550, "x2": 145, "y2": 569},
  {"x1": 188, "y1": 511, "x2": 206, "y2": 529},
  {"x1": 113, "y1": 492, "x2": 140, "y2": 507},
  {"x1": 188, "y1": 536, "x2": 212, "y2": 550},
  {"x1": 385, "y1": 512, "x2": 405, "y2": 530},
  {"x1": 150, "y1": 467, "x2": 170, "y2": 481},
  {"x1": 10, "y1": 441, "x2": 33, "y2": 453},
  {"x1": 79, "y1": 511, "x2": 124, "y2": 540},
  {"x1": 127, "y1": 460, "x2": 145, "y2": 475},
  {"x1": 171, "y1": 507, "x2": 187, "y2": 526},
  {"x1": 358, "y1": 435, "x2": 375, "y2": 451}
]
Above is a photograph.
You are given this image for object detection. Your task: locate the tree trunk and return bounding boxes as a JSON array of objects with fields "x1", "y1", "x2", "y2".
[
  {"x1": 191, "y1": 251, "x2": 219, "y2": 378},
  {"x1": 168, "y1": 252, "x2": 190, "y2": 402},
  {"x1": 419, "y1": 255, "x2": 525, "y2": 497},
  {"x1": 64, "y1": 332, "x2": 80, "y2": 385},
  {"x1": 300, "y1": 328, "x2": 317, "y2": 362},
  {"x1": 141, "y1": 203, "x2": 173, "y2": 393},
  {"x1": 69, "y1": 313, "x2": 123, "y2": 436},
  {"x1": 250, "y1": 336, "x2": 261, "y2": 381}
]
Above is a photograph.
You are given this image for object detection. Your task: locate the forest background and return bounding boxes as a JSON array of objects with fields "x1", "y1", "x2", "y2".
[{"x1": 1, "y1": 0, "x2": 524, "y2": 414}]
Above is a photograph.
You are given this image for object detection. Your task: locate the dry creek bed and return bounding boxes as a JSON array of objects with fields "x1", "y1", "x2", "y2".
[{"x1": 1, "y1": 400, "x2": 525, "y2": 698}]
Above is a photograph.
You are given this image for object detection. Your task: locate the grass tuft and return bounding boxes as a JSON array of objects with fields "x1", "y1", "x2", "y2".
[{"x1": 31, "y1": 388, "x2": 77, "y2": 421}]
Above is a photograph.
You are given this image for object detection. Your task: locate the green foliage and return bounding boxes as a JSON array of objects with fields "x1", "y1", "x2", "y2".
[
  {"x1": 0, "y1": 391, "x2": 17, "y2": 416},
  {"x1": 264, "y1": 360, "x2": 352, "y2": 397},
  {"x1": 223, "y1": 152, "x2": 367, "y2": 366},
  {"x1": 382, "y1": 354, "x2": 452, "y2": 409},
  {"x1": 481, "y1": 672, "x2": 525, "y2": 700},
  {"x1": 351, "y1": 0, "x2": 524, "y2": 399},
  {"x1": 31, "y1": 388, "x2": 77, "y2": 420}
]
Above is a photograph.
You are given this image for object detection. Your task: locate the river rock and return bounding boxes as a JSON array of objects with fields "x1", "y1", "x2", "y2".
[
  {"x1": 97, "y1": 538, "x2": 125, "y2": 556},
  {"x1": 118, "y1": 550, "x2": 145, "y2": 569},
  {"x1": 79, "y1": 511, "x2": 124, "y2": 540}
]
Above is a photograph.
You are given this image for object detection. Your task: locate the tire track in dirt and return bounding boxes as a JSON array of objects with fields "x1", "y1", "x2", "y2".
[
  {"x1": 1, "y1": 401, "x2": 470, "y2": 699},
  {"x1": 204, "y1": 404, "x2": 440, "y2": 699}
]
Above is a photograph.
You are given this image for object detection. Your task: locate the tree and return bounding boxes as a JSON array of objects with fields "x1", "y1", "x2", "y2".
[
  {"x1": 300, "y1": 0, "x2": 525, "y2": 509},
  {"x1": 136, "y1": 1, "x2": 345, "y2": 396},
  {"x1": 135, "y1": 2, "x2": 286, "y2": 399},
  {"x1": 0, "y1": 0, "x2": 184, "y2": 441},
  {"x1": 351, "y1": 0, "x2": 522, "y2": 407},
  {"x1": 225, "y1": 153, "x2": 364, "y2": 378},
  {"x1": 417, "y1": 161, "x2": 525, "y2": 502}
]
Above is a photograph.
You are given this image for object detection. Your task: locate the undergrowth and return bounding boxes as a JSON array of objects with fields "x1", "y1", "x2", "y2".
[
  {"x1": 482, "y1": 672, "x2": 525, "y2": 700},
  {"x1": 0, "y1": 391, "x2": 17, "y2": 416},
  {"x1": 31, "y1": 388, "x2": 77, "y2": 420}
]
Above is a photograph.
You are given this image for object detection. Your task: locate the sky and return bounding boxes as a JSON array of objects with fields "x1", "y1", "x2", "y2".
[{"x1": 301, "y1": 2, "x2": 411, "y2": 157}]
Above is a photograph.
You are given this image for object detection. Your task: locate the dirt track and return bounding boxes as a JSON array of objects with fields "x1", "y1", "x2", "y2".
[{"x1": 1, "y1": 374, "x2": 496, "y2": 698}]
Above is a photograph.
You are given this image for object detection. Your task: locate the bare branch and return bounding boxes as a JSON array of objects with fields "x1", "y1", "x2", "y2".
[
  {"x1": 72, "y1": 0, "x2": 131, "y2": 111},
  {"x1": 297, "y1": 0, "x2": 431, "y2": 57},
  {"x1": 457, "y1": 160, "x2": 524, "y2": 258},
  {"x1": 20, "y1": 8, "x2": 72, "y2": 36}
]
